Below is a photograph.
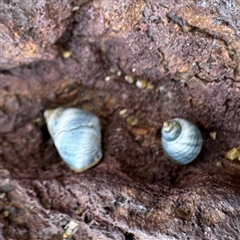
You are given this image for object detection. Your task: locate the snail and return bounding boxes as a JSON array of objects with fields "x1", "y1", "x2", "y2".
[
  {"x1": 161, "y1": 118, "x2": 202, "y2": 165},
  {"x1": 44, "y1": 107, "x2": 102, "y2": 172}
]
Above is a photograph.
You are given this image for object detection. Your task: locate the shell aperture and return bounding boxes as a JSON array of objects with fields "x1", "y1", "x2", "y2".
[
  {"x1": 44, "y1": 108, "x2": 102, "y2": 172},
  {"x1": 161, "y1": 118, "x2": 202, "y2": 165}
]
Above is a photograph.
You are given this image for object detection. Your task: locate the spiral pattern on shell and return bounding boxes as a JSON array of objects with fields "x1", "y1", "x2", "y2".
[
  {"x1": 44, "y1": 107, "x2": 102, "y2": 172},
  {"x1": 161, "y1": 118, "x2": 202, "y2": 165}
]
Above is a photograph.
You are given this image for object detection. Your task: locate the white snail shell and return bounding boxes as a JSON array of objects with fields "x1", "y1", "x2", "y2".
[
  {"x1": 161, "y1": 118, "x2": 202, "y2": 165},
  {"x1": 44, "y1": 108, "x2": 102, "y2": 172}
]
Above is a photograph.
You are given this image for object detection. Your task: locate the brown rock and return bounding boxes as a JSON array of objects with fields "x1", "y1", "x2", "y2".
[
  {"x1": 0, "y1": 0, "x2": 73, "y2": 69},
  {"x1": 0, "y1": 0, "x2": 240, "y2": 239}
]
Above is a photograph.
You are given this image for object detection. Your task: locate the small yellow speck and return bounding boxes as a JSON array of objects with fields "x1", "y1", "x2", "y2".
[
  {"x1": 209, "y1": 132, "x2": 217, "y2": 140},
  {"x1": 146, "y1": 82, "x2": 155, "y2": 90},
  {"x1": 3, "y1": 210, "x2": 10, "y2": 217},
  {"x1": 116, "y1": 70, "x2": 122, "y2": 76},
  {"x1": 126, "y1": 116, "x2": 138, "y2": 126},
  {"x1": 63, "y1": 50, "x2": 71, "y2": 59},
  {"x1": 32, "y1": 117, "x2": 42, "y2": 123},
  {"x1": 63, "y1": 233, "x2": 69, "y2": 239},
  {"x1": 167, "y1": 91, "x2": 172, "y2": 99},
  {"x1": 124, "y1": 75, "x2": 134, "y2": 84},
  {"x1": 72, "y1": 6, "x2": 79, "y2": 11},
  {"x1": 119, "y1": 109, "x2": 127, "y2": 116},
  {"x1": 136, "y1": 79, "x2": 147, "y2": 89},
  {"x1": 0, "y1": 193, "x2": 6, "y2": 199},
  {"x1": 225, "y1": 147, "x2": 239, "y2": 161},
  {"x1": 75, "y1": 209, "x2": 82, "y2": 215},
  {"x1": 216, "y1": 161, "x2": 222, "y2": 167},
  {"x1": 110, "y1": 67, "x2": 116, "y2": 73}
]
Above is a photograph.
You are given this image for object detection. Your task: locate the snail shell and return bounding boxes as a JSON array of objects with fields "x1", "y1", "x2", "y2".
[
  {"x1": 161, "y1": 118, "x2": 202, "y2": 165},
  {"x1": 44, "y1": 108, "x2": 102, "y2": 172}
]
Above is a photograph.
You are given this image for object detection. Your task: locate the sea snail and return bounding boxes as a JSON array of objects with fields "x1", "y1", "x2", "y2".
[
  {"x1": 44, "y1": 107, "x2": 102, "y2": 172},
  {"x1": 161, "y1": 118, "x2": 202, "y2": 165}
]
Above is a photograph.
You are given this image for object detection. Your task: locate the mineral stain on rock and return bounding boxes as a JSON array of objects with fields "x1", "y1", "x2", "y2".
[{"x1": 0, "y1": 0, "x2": 240, "y2": 239}]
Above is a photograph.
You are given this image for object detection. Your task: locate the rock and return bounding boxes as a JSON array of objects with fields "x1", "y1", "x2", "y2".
[
  {"x1": 0, "y1": 0, "x2": 240, "y2": 239},
  {"x1": 0, "y1": 0, "x2": 73, "y2": 69}
]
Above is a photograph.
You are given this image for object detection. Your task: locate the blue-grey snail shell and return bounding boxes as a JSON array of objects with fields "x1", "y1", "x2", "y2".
[
  {"x1": 44, "y1": 108, "x2": 102, "y2": 172},
  {"x1": 161, "y1": 118, "x2": 202, "y2": 165}
]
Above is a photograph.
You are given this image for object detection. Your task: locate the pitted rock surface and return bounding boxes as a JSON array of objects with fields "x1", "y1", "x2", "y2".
[{"x1": 0, "y1": 0, "x2": 240, "y2": 239}]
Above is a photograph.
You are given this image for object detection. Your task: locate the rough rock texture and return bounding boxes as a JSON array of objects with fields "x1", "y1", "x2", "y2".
[
  {"x1": 0, "y1": 0, "x2": 73, "y2": 69},
  {"x1": 0, "y1": 0, "x2": 240, "y2": 239}
]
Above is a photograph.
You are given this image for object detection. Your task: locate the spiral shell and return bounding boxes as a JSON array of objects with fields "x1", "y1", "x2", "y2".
[
  {"x1": 161, "y1": 118, "x2": 202, "y2": 165},
  {"x1": 44, "y1": 108, "x2": 102, "y2": 172}
]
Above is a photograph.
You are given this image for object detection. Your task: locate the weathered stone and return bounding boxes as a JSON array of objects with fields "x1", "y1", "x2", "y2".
[
  {"x1": 0, "y1": 0, "x2": 240, "y2": 239},
  {"x1": 0, "y1": 0, "x2": 73, "y2": 69}
]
